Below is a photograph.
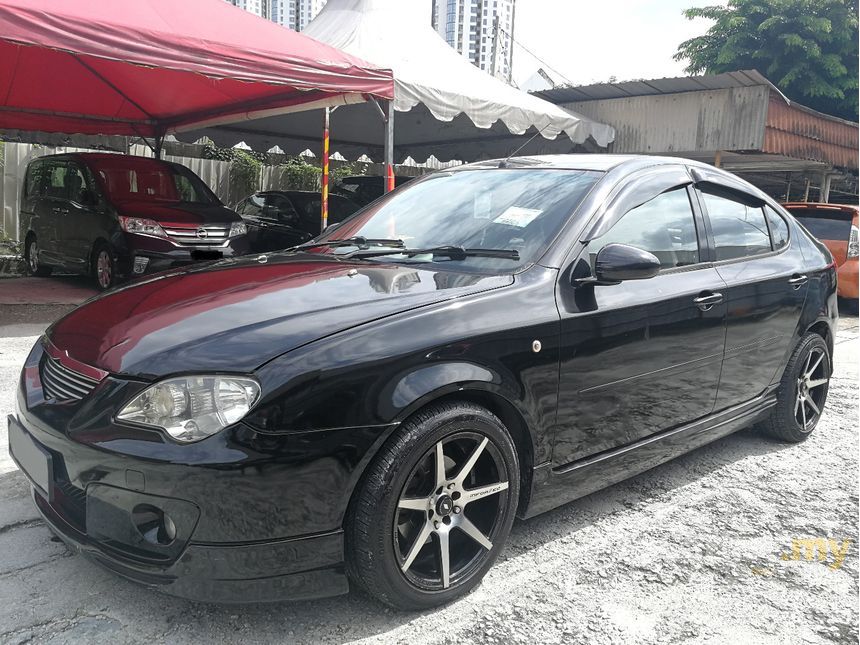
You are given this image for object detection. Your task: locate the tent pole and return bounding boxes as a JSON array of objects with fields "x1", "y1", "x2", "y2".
[
  {"x1": 153, "y1": 134, "x2": 164, "y2": 159},
  {"x1": 321, "y1": 107, "x2": 331, "y2": 231},
  {"x1": 384, "y1": 100, "x2": 395, "y2": 193}
]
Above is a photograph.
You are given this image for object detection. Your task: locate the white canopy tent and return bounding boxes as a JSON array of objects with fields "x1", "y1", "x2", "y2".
[{"x1": 177, "y1": 0, "x2": 614, "y2": 164}]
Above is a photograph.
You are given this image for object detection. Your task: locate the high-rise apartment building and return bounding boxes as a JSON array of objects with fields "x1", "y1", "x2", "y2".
[
  {"x1": 225, "y1": 0, "x2": 326, "y2": 31},
  {"x1": 225, "y1": 0, "x2": 268, "y2": 19},
  {"x1": 270, "y1": 0, "x2": 327, "y2": 31},
  {"x1": 431, "y1": 0, "x2": 516, "y2": 83}
]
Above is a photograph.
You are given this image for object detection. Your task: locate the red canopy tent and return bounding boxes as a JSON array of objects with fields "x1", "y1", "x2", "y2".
[{"x1": 0, "y1": 0, "x2": 394, "y2": 141}]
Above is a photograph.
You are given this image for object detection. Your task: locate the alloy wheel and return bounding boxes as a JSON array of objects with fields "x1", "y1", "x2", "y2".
[
  {"x1": 394, "y1": 432, "x2": 510, "y2": 591},
  {"x1": 97, "y1": 250, "x2": 112, "y2": 288},
  {"x1": 795, "y1": 346, "x2": 829, "y2": 431},
  {"x1": 28, "y1": 240, "x2": 39, "y2": 272}
]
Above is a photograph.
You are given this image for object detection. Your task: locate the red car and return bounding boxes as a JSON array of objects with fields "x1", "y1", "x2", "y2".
[{"x1": 783, "y1": 203, "x2": 858, "y2": 310}]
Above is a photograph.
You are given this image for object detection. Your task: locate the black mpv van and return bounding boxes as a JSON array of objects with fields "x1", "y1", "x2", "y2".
[{"x1": 21, "y1": 153, "x2": 249, "y2": 289}]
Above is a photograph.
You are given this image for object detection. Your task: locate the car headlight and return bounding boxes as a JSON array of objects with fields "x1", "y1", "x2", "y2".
[
  {"x1": 119, "y1": 216, "x2": 168, "y2": 238},
  {"x1": 229, "y1": 221, "x2": 248, "y2": 237},
  {"x1": 116, "y1": 375, "x2": 261, "y2": 443}
]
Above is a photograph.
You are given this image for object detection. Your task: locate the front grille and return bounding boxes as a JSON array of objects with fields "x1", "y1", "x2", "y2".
[
  {"x1": 40, "y1": 355, "x2": 100, "y2": 402},
  {"x1": 162, "y1": 224, "x2": 231, "y2": 246}
]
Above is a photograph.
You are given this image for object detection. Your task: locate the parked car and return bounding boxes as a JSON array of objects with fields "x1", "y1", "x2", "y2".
[
  {"x1": 9, "y1": 155, "x2": 836, "y2": 610},
  {"x1": 334, "y1": 174, "x2": 414, "y2": 205},
  {"x1": 235, "y1": 190, "x2": 360, "y2": 251},
  {"x1": 20, "y1": 153, "x2": 249, "y2": 289},
  {"x1": 782, "y1": 202, "x2": 858, "y2": 311}
]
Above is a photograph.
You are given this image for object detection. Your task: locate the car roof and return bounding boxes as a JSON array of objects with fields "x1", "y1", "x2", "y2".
[
  {"x1": 459, "y1": 154, "x2": 717, "y2": 173},
  {"x1": 30, "y1": 152, "x2": 163, "y2": 164}
]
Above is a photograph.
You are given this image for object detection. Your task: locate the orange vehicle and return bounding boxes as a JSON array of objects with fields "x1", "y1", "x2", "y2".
[{"x1": 783, "y1": 202, "x2": 859, "y2": 309}]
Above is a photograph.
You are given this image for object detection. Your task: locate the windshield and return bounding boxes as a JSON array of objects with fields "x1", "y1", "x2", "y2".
[
  {"x1": 319, "y1": 168, "x2": 601, "y2": 272},
  {"x1": 790, "y1": 210, "x2": 854, "y2": 242},
  {"x1": 91, "y1": 158, "x2": 218, "y2": 205}
]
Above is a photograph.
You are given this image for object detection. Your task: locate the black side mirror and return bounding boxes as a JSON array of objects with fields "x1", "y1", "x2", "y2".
[{"x1": 574, "y1": 243, "x2": 661, "y2": 286}]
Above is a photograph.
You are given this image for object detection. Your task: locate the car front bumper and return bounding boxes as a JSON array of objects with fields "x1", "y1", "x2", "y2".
[
  {"x1": 9, "y1": 412, "x2": 348, "y2": 603},
  {"x1": 118, "y1": 233, "x2": 251, "y2": 277}
]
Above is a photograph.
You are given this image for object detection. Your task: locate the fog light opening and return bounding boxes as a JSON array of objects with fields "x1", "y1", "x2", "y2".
[
  {"x1": 132, "y1": 504, "x2": 176, "y2": 546},
  {"x1": 132, "y1": 256, "x2": 150, "y2": 274}
]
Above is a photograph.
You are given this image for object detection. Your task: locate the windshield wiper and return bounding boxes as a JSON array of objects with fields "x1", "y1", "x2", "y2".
[
  {"x1": 287, "y1": 236, "x2": 405, "y2": 252},
  {"x1": 349, "y1": 245, "x2": 520, "y2": 261}
]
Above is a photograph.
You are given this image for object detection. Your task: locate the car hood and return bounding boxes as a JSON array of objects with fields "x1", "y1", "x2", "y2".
[
  {"x1": 114, "y1": 200, "x2": 240, "y2": 225},
  {"x1": 48, "y1": 254, "x2": 512, "y2": 378}
]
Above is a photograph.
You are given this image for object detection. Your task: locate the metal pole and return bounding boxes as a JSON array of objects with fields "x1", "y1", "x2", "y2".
[
  {"x1": 490, "y1": 15, "x2": 500, "y2": 79},
  {"x1": 803, "y1": 179, "x2": 811, "y2": 202},
  {"x1": 384, "y1": 100, "x2": 395, "y2": 193},
  {"x1": 321, "y1": 107, "x2": 331, "y2": 230},
  {"x1": 713, "y1": 150, "x2": 722, "y2": 168},
  {"x1": 821, "y1": 172, "x2": 832, "y2": 203}
]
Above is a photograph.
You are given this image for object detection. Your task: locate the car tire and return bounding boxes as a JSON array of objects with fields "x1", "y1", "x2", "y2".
[
  {"x1": 25, "y1": 235, "x2": 52, "y2": 277},
  {"x1": 345, "y1": 401, "x2": 519, "y2": 610},
  {"x1": 759, "y1": 332, "x2": 831, "y2": 443},
  {"x1": 92, "y1": 242, "x2": 117, "y2": 291}
]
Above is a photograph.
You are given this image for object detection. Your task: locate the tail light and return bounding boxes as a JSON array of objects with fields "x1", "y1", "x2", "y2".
[{"x1": 848, "y1": 225, "x2": 859, "y2": 259}]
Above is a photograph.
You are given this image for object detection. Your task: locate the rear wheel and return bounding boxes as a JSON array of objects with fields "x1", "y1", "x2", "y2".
[
  {"x1": 92, "y1": 242, "x2": 117, "y2": 290},
  {"x1": 25, "y1": 235, "x2": 52, "y2": 277},
  {"x1": 346, "y1": 402, "x2": 519, "y2": 610},
  {"x1": 759, "y1": 333, "x2": 831, "y2": 442}
]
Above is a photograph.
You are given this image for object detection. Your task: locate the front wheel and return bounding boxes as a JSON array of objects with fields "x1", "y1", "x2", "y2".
[
  {"x1": 759, "y1": 332, "x2": 831, "y2": 442},
  {"x1": 92, "y1": 242, "x2": 117, "y2": 291},
  {"x1": 346, "y1": 402, "x2": 519, "y2": 610}
]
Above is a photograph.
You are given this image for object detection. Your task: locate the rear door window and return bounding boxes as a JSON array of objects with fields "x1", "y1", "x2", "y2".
[{"x1": 701, "y1": 192, "x2": 771, "y2": 261}]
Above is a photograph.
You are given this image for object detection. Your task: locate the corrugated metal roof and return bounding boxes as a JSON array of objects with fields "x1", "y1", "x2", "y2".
[
  {"x1": 764, "y1": 94, "x2": 859, "y2": 169},
  {"x1": 535, "y1": 70, "x2": 781, "y2": 103}
]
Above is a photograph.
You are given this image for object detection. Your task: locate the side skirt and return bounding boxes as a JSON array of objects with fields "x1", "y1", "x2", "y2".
[{"x1": 521, "y1": 390, "x2": 777, "y2": 519}]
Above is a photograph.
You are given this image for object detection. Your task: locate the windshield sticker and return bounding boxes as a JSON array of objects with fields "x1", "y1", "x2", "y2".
[{"x1": 494, "y1": 206, "x2": 542, "y2": 228}]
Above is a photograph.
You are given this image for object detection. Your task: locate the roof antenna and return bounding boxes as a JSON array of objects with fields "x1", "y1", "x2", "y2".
[{"x1": 499, "y1": 123, "x2": 552, "y2": 168}]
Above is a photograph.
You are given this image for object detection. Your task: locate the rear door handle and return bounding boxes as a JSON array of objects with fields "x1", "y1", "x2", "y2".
[
  {"x1": 693, "y1": 292, "x2": 724, "y2": 311},
  {"x1": 788, "y1": 274, "x2": 808, "y2": 289}
]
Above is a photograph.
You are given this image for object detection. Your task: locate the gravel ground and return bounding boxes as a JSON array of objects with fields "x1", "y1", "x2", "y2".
[{"x1": 0, "y1": 308, "x2": 856, "y2": 645}]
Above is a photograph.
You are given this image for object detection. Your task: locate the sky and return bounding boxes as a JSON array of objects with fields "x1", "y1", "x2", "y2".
[{"x1": 511, "y1": 0, "x2": 713, "y2": 88}]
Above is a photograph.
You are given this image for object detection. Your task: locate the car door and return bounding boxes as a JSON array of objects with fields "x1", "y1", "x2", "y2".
[
  {"x1": 264, "y1": 194, "x2": 310, "y2": 248},
  {"x1": 553, "y1": 179, "x2": 727, "y2": 467},
  {"x1": 30, "y1": 159, "x2": 70, "y2": 266},
  {"x1": 696, "y1": 188, "x2": 809, "y2": 410},
  {"x1": 58, "y1": 161, "x2": 103, "y2": 272}
]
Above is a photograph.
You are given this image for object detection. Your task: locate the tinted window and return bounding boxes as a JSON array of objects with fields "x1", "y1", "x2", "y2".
[
  {"x1": 321, "y1": 169, "x2": 602, "y2": 272},
  {"x1": 64, "y1": 163, "x2": 88, "y2": 204},
  {"x1": 765, "y1": 206, "x2": 790, "y2": 250},
  {"x1": 788, "y1": 209, "x2": 853, "y2": 241},
  {"x1": 702, "y1": 192, "x2": 771, "y2": 261},
  {"x1": 587, "y1": 187, "x2": 700, "y2": 270},
  {"x1": 27, "y1": 160, "x2": 67, "y2": 199},
  {"x1": 90, "y1": 158, "x2": 216, "y2": 204},
  {"x1": 264, "y1": 195, "x2": 298, "y2": 222}
]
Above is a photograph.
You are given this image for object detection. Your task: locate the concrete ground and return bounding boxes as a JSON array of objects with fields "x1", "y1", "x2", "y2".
[{"x1": 0, "y1": 297, "x2": 856, "y2": 645}]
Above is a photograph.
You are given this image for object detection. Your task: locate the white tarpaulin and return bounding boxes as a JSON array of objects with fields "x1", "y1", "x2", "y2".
[{"x1": 177, "y1": 0, "x2": 614, "y2": 162}]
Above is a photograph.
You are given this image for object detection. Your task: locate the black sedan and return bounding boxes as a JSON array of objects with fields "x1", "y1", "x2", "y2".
[
  {"x1": 8, "y1": 155, "x2": 837, "y2": 610},
  {"x1": 235, "y1": 190, "x2": 360, "y2": 251}
]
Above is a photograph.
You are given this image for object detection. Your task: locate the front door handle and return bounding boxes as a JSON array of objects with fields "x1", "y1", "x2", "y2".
[
  {"x1": 51, "y1": 207, "x2": 69, "y2": 215},
  {"x1": 788, "y1": 274, "x2": 808, "y2": 289},
  {"x1": 693, "y1": 292, "x2": 724, "y2": 311}
]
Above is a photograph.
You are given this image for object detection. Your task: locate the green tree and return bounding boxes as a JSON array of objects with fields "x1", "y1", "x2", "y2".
[{"x1": 675, "y1": 0, "x2": 858, "y2": 120}]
